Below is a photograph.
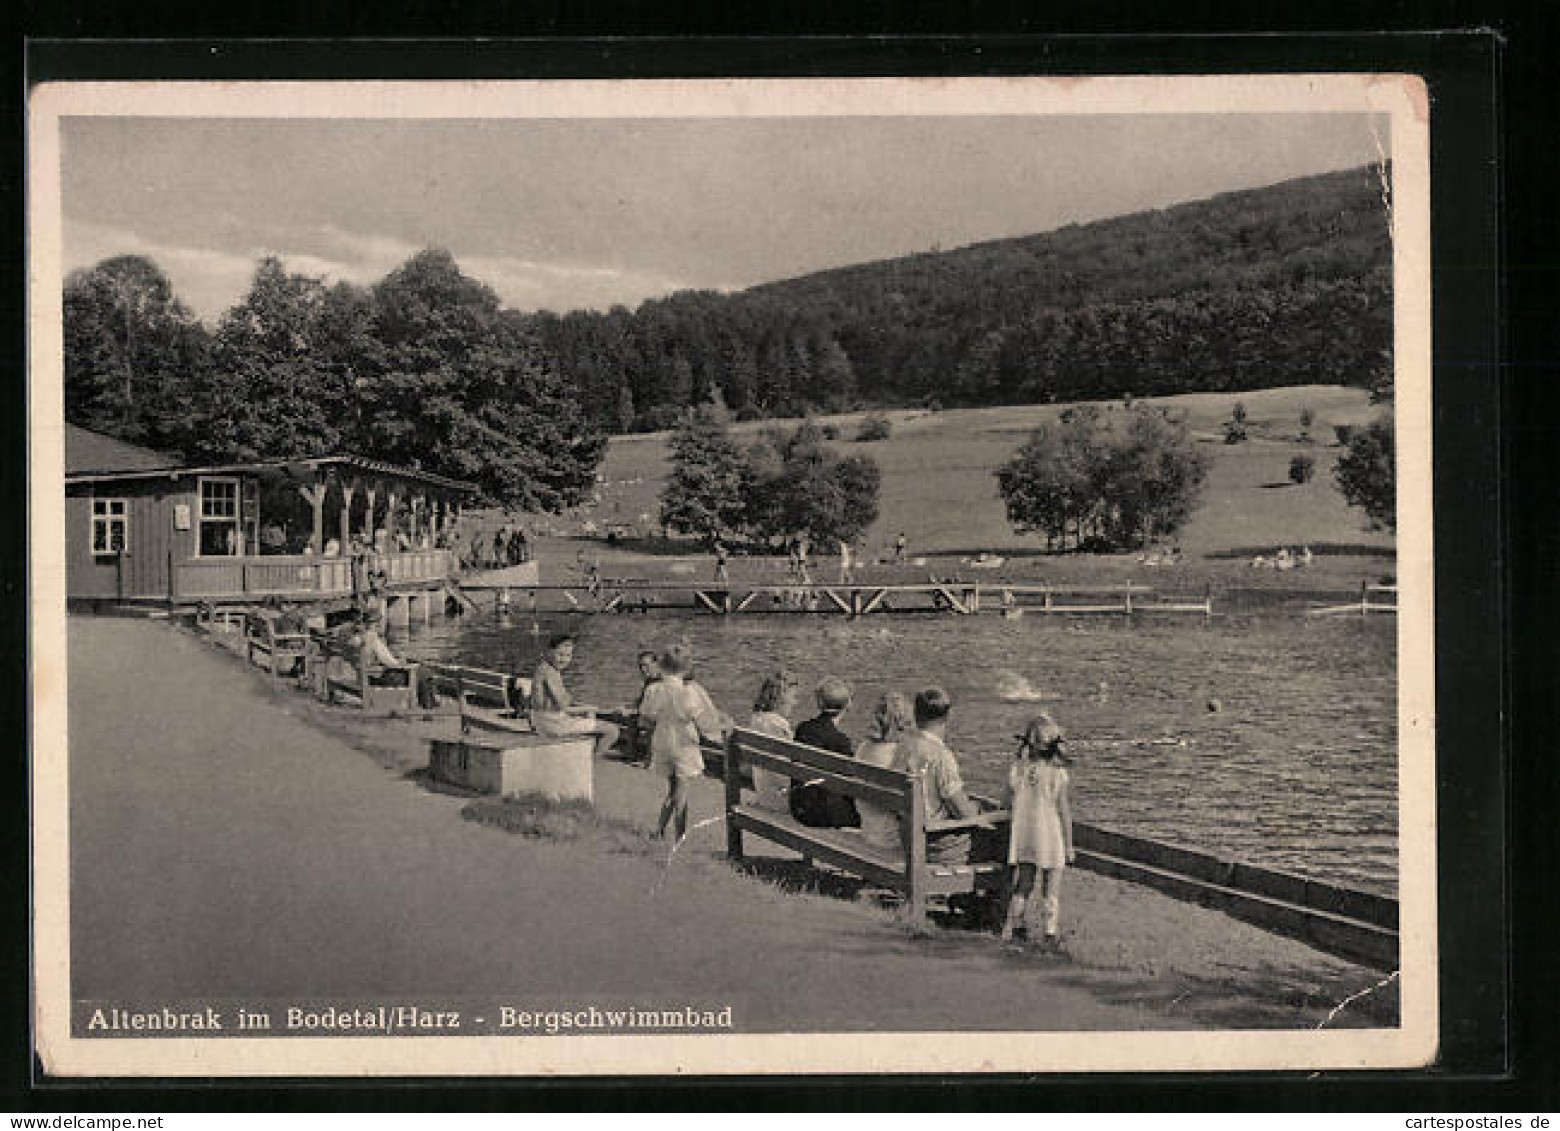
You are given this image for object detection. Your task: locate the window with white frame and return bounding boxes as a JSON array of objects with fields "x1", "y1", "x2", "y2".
[
  {"x1": 198, "y1": 477, "x2": 241, "y2": 557},
  {"x1": 91, "y1": 498, "x2": 128, "y2": 555}
]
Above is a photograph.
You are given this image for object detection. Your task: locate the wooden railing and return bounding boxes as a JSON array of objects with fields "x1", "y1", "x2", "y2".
[
  {"x1": 173, "y1": 550, "x2": 456, "y2": 602},
  {"x1": 380, "y1": 549, "x2": 454, "y2": 585}
]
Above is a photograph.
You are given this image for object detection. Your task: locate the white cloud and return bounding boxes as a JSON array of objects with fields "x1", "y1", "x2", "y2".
[
  {"x1": 63, "y1": 217, "x2": 725, "y2": 323},
  {"x1": 64, "y1": 220, "x2": 261, "y2": 323},
  {"x1": 459, "y1": 253, "x2": 713, "y2": 313}
]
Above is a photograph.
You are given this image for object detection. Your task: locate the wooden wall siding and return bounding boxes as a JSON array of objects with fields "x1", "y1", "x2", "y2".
[
  {"x1": 67, "y1": 479, "x2": 197, "y2": 601},
  {"x1": 67, "y1": 467, "x2": 464, "y2": 604},
  {"x1": 65, "y1": 493, "x2": 117, "y2": 599}
]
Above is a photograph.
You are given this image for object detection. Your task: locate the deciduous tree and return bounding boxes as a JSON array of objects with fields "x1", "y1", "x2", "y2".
[
  {"x1": 1334, "y1": 417, "x2": 1396, "y2": 529},
  {"x1": 63, "y1": 255, "x2": 208, "y2": 450},
  {"x1": 742, "y1": 421, "x2": 881, "y2": 546}
]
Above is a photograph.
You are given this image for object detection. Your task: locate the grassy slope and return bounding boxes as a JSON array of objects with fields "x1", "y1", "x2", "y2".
[{"x1": 523, "y1": 385, "x2": 1394, "y2": 592}]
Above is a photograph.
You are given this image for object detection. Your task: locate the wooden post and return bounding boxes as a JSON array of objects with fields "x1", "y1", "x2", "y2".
[
  {"x1": 411, "y1": 493, "x2": 426, "y2": 548},
  {"x1": 905, "y1": 769, "x2": 928, "y2": 920},
  {"x1": 362, "y1": 481, "x2": 378, "y2": 543},
  {"x1": 1124, "y1": 583, "x2": 1134, "y2": 616},
  {"x1": 724, "y1": 733, "x2": 745, "y2": 863},
  {"x1": 383, "y1": 487, "x2": 400, "y2": 549},
  {"x1": 340, "y1": 477, "x2": 358, "y2": 550},
  {"x1": 298, "y1": 480, "x2": 326, "y2": 558}
]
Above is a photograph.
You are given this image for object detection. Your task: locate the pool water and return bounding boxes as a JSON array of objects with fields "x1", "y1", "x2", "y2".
[{"x1": 394, "y1": 610, "x2": 1399, "y2": 895}]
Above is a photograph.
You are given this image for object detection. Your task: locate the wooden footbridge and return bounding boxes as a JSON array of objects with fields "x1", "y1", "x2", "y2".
[{"x1": 455, "y1": 578, "x2": 1215, "y2": 619}]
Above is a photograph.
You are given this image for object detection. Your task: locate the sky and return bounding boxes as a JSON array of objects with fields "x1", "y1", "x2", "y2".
[{"x1": 60, "y1": 113, "x2": 1387, "y2": 325}]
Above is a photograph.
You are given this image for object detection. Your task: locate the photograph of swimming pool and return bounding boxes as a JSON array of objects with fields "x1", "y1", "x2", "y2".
[{"x1": 31, "y1": 70, "x2": 1438, "y2": 1077}]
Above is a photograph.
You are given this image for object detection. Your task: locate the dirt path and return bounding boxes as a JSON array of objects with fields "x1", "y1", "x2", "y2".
[{"x1": 65, "y1": 618, "x2": 1394, "y2": 1034}]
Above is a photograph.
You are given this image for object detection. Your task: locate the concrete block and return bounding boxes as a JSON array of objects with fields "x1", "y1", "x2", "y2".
[{"x1": 429, "y1": 735, "x2": 594, "y2": 803}]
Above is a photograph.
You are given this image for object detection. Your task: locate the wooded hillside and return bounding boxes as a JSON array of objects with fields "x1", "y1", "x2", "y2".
[
  {"x1": 63, "y1": 165, "x2": 1391, "y2": 507},
  {"x1": 536, "y1": 164, "x2": 1392, "y2": 430}
]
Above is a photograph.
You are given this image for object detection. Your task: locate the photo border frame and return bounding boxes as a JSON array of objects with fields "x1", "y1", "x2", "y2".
[{"x1": 16, "y1": 29, "x2": 1508, "y2": 1102}]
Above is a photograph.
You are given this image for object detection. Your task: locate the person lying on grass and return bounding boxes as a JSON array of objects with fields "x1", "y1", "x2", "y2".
[{"x1": 640, "y1": 645, "x2": 730, "y2": 842}]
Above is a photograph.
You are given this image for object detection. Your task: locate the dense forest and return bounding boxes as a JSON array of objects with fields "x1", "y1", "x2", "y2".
[
  {"x1": 64, "y1": 251, "x2": 606, "y2": 510},
  {"x1": 63, "y1": 164, "x2": 1390, "y2": 507},
  {"x1": 535, "y1": 163, "x2": 1393, "y2": 430}
]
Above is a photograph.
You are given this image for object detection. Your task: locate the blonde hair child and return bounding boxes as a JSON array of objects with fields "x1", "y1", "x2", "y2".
[{"x1": 1002, "y1": 713, "x2": 1076, "y2": 948}]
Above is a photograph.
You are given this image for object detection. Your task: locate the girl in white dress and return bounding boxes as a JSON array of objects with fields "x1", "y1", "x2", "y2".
[{"x1": 1002, "y1": 713, "x2": 1075, "y2": 947}]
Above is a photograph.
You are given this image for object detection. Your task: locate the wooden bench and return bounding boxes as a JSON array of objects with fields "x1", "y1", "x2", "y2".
[
  {"x1": 245, "y1": 612, "x2": 310, "y2": 681},
  {"x1": 419, "y1": 663, "x2": 533, "y2": 734},
  {"x1": 302, "y1": 634, "x2": 422, "y2": 716},
  {"x1": 723, "y1": 727, "x2": 1011, "y2": 920}
]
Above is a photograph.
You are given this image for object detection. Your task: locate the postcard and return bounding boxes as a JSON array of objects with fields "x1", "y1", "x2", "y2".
[{"x1": 30, "y1": 73, "x2": 1434, "y2": 1077}]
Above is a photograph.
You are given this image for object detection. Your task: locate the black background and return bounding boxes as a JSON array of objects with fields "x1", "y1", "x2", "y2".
[{"x1": 6, "y1": 7, "x2": 1548, "y2": 1114}]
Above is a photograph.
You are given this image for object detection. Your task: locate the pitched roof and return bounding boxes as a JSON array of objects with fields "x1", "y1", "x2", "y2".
[
  {"x1": 65, "y1": 424, "x2": 181, "y2": 476},
  {"x1": 63, "y1": 437, "x2": 476, "y2": 493}
]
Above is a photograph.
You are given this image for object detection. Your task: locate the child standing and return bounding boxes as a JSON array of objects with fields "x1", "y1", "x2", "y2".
[
  {"x1": 1002, "y1": 713, "x2": 1076, "y2": 948},
  {"x1": 640, "y1": 645, "x2": 729, "y2": 842}
]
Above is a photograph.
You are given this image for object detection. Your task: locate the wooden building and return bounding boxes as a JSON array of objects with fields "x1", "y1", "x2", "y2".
[{"x1": 65, "y1": 425, "x2": 475, "y2": 609}]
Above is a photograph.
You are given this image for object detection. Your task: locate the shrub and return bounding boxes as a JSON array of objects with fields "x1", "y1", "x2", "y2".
[
  {"x1": 1289, "y1": 454, "x2": 1316, "y2": 484},
  {"x1": 743, "y1": 422, "x2": 882, "y2": 544},
  {"x1": 997, "y1": 404, "x2": 1209, "y2": 552},
  {"x1": 821, "y1": 423, "x2": 841, "y2": 440},
  {"x1": 1334, "y1": 423, "x2": 1355, "y2": 446},
  {"x1": 1335, "y1": 417, "x2": 1396, "y2": 529},
  {"x1": 855, "y1": 412, "x2": 893, "y2": 442}
]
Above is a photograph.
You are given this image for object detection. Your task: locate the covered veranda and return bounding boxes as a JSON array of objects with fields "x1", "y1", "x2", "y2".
[{"x1": 168, "y1": 455, "x2": 474, "y2": 604}]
